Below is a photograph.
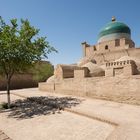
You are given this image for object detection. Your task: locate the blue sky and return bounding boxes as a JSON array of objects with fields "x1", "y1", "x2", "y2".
[{"x1": 0, "y1": 0, "x2": 140, "y2": 65}]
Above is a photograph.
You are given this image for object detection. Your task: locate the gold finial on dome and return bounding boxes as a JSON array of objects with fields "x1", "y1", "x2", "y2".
[{"x1": 111, "y1": 16, "x2": 116, "y2": 22}]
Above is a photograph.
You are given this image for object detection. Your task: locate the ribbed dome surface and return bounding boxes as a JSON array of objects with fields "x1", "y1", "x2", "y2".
[
  {"x1": 98, "y1": 21, "x2": 131, "y2": 39},
  {"x1": 97, "y1": 18, "x2": 131, "y2": 43}
]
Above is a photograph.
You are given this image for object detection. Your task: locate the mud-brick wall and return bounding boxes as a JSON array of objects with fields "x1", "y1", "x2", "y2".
[
  {"x1": 39, "y1": 75, "x2": 140, "y2": 99},
  {"x1": 0, "y1": 74, "x2": 38, "y2": 90}
]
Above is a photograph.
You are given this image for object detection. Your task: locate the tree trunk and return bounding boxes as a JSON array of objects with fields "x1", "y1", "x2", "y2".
[{"x1": 6, "y1": 77, "x2": 11, "y2": 109}]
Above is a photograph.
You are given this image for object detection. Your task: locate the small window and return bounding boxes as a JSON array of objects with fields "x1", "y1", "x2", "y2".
[
  {"x1": 115, "y1": 39, "x2": 120, "y2": 47},
  {"x1": 94, "y1": 46, "x2": 96, "y2": 51},
  {"x1": 105, "y1": 45, "x2": 108, "y2": 50}
]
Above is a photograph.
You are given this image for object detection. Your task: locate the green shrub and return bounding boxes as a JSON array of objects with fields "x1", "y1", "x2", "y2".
[
  {"x1": 0, "y1": 102, "x2": 8, "y2": 109},
  {"x1": 0, "y1": 102, "x2": 15, "y2": 109}
]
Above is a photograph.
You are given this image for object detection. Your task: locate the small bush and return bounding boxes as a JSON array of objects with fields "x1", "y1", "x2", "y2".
[
  {"x1": 0, "y1": 102, "x2": 15, "y2": 109},
  {"x1": 0, "y1": 102, "x2": 8, "y2": 109}
]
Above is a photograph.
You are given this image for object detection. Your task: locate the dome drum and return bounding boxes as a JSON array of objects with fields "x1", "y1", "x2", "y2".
[{"x1": 98, "y1": 33, "x2": 131, "y2": 43}]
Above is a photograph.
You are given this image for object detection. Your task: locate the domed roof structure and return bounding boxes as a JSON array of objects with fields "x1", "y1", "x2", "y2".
[
  {"x1": 46, "y1": 75, "x2": 55, "y2": 83},
  {"x1": 98, "y1": 17, "x2": 131, "y2": 43},
  {"x1": 82, "y1": 62, "x2": 105, "y2": 77},
  {"x1": 77, "y1": 57, "x2": 96, "y2": 66}
]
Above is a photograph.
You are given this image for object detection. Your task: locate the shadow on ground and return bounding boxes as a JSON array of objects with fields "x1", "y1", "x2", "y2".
[{"x1": 7, "y1": 96, "x2": 81, "y2": 119}]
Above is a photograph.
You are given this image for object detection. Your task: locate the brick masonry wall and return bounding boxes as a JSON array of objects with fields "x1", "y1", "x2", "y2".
[
  {"x1": 85, "y1": 48, "x2": 140, "y2": 65},
  {"x1": 39, "y1": 75, "x2": 140, "y2": 100},
  {"x1": 84, "y1": 38, "x2": 135, "y2": 57}
]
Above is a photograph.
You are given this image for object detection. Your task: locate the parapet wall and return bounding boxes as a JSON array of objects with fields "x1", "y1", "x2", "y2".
[
  {"x1": 82, "y1": 38, "x2": 135, "y2": 58},
  {"x1": 39, "y1": 75, "x2": 140, "y2": 100},
  {"x1": 106, "y1": 60, "x2": 134, "y2": 68},
  {"x1": 105, "y1": 60, "x2": 137, "y2": 77}
]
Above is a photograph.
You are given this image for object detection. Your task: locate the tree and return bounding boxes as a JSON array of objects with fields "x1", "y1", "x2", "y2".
[
  {"x1": 0, "y1": 17, "x2": 57, "y2": 108},
  {"x1": 32, "y1": 61, "x2": 54, "y2": 82}
]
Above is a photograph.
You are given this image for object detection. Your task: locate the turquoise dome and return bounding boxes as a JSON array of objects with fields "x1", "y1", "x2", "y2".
[{"x1": 98, "y1": 19, "x2": 131, "y2": 42}]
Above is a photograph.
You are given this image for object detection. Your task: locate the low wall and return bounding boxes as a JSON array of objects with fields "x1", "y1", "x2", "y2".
[
  {"x1": 39, "y1": 82, "x2": 55, "y2": 92},
  {"x1": 39, "y1": 75, "x2": 140, "y2": 103},
  {"x1": 0, "y1": 74, "x2": 38, "y2": 90}
]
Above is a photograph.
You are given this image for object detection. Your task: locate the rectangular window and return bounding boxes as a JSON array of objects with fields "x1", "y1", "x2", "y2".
[
  {"x1": 115, "y1": 39, "x2": 120, "y2": 47},
  {"x1": 105, "y1": 45, "x2": 108, "y2": 50}
]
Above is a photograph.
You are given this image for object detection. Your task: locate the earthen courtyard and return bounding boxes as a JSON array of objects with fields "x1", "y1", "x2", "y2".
[{"x1": 0, "y1": 88, "x2": 140, "y2": 140}]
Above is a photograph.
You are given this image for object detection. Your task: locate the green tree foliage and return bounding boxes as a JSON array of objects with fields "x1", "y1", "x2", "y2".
[
  {"x1": 32, "y1": 61, "x2": 54, "y2": 82},
  {"x1": 0, "y1": 17, "x2": 57, "y2": 108}
]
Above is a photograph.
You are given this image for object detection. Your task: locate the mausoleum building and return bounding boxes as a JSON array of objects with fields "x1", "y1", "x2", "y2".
[{"x1": 39, "y1": 17, "x2": 140, "y2": 100}]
